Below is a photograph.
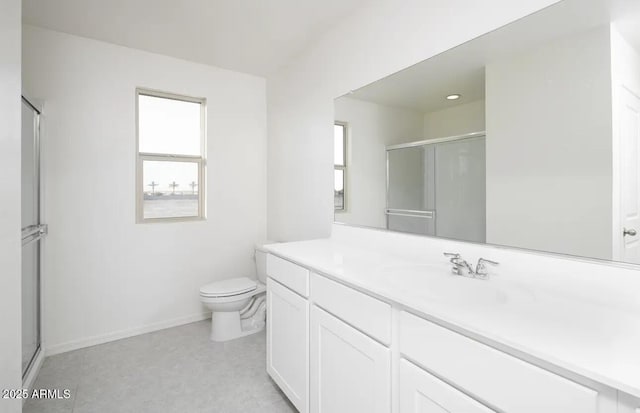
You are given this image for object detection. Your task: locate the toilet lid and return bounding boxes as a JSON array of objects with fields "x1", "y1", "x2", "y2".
[{"x1": 200, "y1": 277, "x2": 257, "y2": 297}]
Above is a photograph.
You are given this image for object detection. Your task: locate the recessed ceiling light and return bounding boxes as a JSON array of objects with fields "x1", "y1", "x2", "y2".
[{"x1": 446, "y1": 94, "x2": 462, "y2": 100}]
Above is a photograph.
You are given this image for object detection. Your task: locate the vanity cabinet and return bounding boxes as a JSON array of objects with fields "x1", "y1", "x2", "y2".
[
  {"x1": 265, "y1": 252, "x2": 626, "y2": 413},
  {"x1": 266, "y1": 255, "x2": 310, "y2": 413},
  {"x1": 310, "y1": 305, "x2": 391, "y2": 413},
  {"x1": 399, "y1": 358, "x2": 494, "y2": 413}
]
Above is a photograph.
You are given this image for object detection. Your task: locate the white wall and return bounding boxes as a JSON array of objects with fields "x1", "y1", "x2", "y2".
[
  {"x1": 423, "y1": 99, "x2": 485, "y2": 140},
  {"x1": 267, "y1": 0, "x2": 560, "y2": 242},
  {"x1": 485, "y1": 26, "x2": 613, "y2": 260},
  {"x1": 0, "y1": 0, "x2": 22, "y2": 410},
  {"x1": 334, "y1": 97, "x2": 423, "y2": 228},
  {"x1": 22, "y1": 25, "x2": 267, "y2": 354}
]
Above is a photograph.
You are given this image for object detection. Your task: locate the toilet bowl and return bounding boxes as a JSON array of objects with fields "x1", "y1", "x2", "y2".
[{"x1": 200, "y1": 243, "x2": 270, "y2": 342}]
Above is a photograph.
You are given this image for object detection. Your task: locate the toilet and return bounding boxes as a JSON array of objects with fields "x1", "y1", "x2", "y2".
[{"x1": 199, "y1": 243, "x2": 269, "y2": 342}]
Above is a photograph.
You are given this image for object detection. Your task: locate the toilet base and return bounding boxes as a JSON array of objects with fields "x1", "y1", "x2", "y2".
[{"x1": 209, "y1": 309, "x2": 266, "y2": 342}]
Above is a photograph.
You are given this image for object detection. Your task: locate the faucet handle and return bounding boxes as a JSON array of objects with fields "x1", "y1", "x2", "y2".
[
  {"x1": 476, "y1": 258, "x2": 499, "y2": 278},
  {"x1": 444, "y1": 252, "x2": 461, "y2": 264},
  {"x1": 478, "y1": 258, "x2": 499, "y2": 266}
]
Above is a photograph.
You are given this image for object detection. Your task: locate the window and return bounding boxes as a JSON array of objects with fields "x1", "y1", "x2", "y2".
[
  {"x1": 136, "y1": 89, "x2": 206, "y2": 222},
  {"x1": 334, "y1": 122, "x2": 347, "y2": 211}
]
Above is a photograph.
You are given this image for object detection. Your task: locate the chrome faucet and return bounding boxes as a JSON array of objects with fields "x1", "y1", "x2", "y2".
[
  {"x1": 443, "y1": 253, "x2": 499, "y2": 280},
  {"x1": 443, "y1": 252, "x2": 474, "y2": 276}
]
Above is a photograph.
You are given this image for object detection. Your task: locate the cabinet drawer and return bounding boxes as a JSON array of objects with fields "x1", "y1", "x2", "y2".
[
  {"x1": 311, "y1": 273, "x2": 391, "y2": 345},
  {"x1": 267, "y1": 254, "x2": 309, "y2": 297},
  {"x1": 400, "y1": 311, "x2": 598, "y2": 413},
  {"x1": 399, "y1": 358, "x2": 494, "y2": 413}
]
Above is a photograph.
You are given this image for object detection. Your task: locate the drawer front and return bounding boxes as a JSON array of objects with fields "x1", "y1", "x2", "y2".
[
  {"x1": 400, "y1": 311, "x2": 599, "y2": 413},
  {"x1": 311, "y1": 273, "x2": 391, "y2": 345},
  {"x1": 399, "y1": 358, "x2": 494, "y2": 413},
  {"x1": 267, "y1": 254, "x2": 309, "y2": 297}
]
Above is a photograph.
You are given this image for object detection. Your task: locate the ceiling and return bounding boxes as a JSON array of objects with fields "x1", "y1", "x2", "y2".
[
  {"x1": 22, "y1": 0, "x2": 373, "y2": 76},
  {"x1": 346, "y1": 0, "x2": 639, "y2": 114}
]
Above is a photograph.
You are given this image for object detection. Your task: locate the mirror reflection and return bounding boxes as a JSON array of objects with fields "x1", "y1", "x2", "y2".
[
  {"x1": 334, "y1": 0, "x2": 640, "y2": 264},
  {"x1": 386, "y1": 134, "x2": 486, "y2": 242}
]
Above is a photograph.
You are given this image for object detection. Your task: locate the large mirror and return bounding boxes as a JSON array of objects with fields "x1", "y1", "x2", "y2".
[{"x1": 334, "y1": 0, "x2": 640, "y2": 264}]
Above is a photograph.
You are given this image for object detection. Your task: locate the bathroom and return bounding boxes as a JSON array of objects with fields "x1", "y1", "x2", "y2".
[{"x1": 2, "y1": 0, "x2": 640, "y2": 412}]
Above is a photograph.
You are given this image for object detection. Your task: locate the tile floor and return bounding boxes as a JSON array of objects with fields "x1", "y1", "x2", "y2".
[{"x1": 23, "y1": 321, "x2": 297, "y2": 413}]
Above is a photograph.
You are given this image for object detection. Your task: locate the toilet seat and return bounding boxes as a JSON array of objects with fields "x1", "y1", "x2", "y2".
[{"x1": 200, "y1": 277, "x2": 257, "y2": 298}]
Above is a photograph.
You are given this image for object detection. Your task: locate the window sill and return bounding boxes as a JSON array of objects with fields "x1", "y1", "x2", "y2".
[{"x1": 136, "y1": 216, "x2": 206, "y2": 224}]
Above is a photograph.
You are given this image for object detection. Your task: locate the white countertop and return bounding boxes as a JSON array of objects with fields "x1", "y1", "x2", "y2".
[{"x1": 265, "y1": 235, "x2": 640, "y2": 398}]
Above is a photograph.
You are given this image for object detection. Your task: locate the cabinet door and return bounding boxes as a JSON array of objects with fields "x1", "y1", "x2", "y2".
[
  {"x1": 399, "y1": 359, "x2": 494, "y2": 413},
  {"x1": 267, "y1": 278, "x2": 309, "y2": 413},
  {"x1": 310, "y1": 305, "x2": 390, "y2": 413}
]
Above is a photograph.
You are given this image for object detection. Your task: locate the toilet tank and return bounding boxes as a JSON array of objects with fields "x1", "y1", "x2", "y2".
[{"x1": 255, "y1": 242, "x2": 273, "y2": 284}]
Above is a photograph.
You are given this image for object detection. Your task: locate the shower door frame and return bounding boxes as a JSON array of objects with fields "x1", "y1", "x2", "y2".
[
  {"x1": 21, "y1": 93, "x2": 45, "y2": 385},
  {"x1": 384, "y1": 131, "x2": 486, "y2": 231}
]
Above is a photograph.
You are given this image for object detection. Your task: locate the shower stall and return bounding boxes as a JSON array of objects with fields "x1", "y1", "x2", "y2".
[
  {"x1": 21, "y1": 95, "x2": 45, "y2": 380},
  {"x1": 386, "y1": 132, "x2": 486, "y2": 243}
]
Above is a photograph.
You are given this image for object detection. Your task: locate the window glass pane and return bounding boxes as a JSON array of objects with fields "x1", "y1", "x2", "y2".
[
  {"x1": 334, "y1": 124, "x2": 345, "y2": 166},
  {"x1": 143, "y1": 160, "x2": 199, "y2": 219},
  {"x1": 139, "y1": 94, "x2": 201, "y2": 156},
  {"x1": 334, "y1": 169, "x2": 344, "y2": 210}
]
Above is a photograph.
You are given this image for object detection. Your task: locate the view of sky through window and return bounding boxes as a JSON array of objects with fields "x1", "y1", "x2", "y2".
[{"x1": 138, "y1": 92, "x2": 204, "y2": 220}]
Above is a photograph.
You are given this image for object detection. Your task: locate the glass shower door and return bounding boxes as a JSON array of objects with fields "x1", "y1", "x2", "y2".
[
  {"x1": 434, "y1": 136, "x2": 486, "y2": 243},
  {"x1": 386, "y1": 135, "x2": 486, "y2": 242},
  {"x1": 21, "y1": 96, "x2": 45, "y2": 377},
  {"x1": 386, "y1": 145, "x2": 436, "y2": 235}
]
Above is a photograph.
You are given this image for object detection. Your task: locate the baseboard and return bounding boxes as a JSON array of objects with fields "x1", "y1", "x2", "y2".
[
  {"x1": 23, "y1": 346, "x2": 45, "y2": 397},
  {"x1": 45, "y1": 312, "x2": 211, "y2": 356}
]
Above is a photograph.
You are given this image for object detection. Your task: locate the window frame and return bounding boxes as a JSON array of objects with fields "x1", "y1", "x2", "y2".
[
  {"x1": 135, "y1": 88, "x2": 207, "y2": 223},
  {"x1": 334, "y1": 121, "x2": 348, "y2": 212}
]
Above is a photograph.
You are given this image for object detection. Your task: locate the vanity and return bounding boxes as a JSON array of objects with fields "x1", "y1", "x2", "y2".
[
  {"x1": 265, "y1": 0, "x2": 640, "y2": 411},
  {"x1": 264, "y1": 225, "x2": 640, "y2": 413}
]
